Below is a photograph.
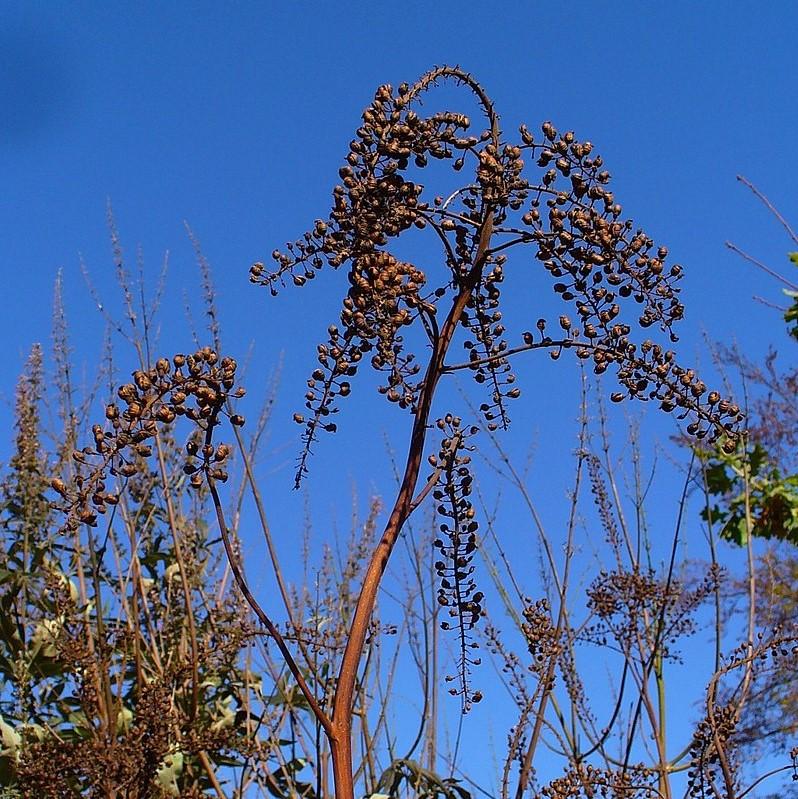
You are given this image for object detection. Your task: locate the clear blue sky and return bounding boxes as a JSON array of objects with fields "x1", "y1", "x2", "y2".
[
  {"x1": 2, "y1": 1, "x2": 797, "y2": 792},
  {"x1": 3, "y1": 0, "x2": 797, "y2": 493}
]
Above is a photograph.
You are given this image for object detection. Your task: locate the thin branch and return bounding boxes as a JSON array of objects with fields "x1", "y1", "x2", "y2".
[
  {"x1": 725, "y1": 242, "x2": 798, "y2": 291},
  {"x1": 737, "y1": 174, "x2": 798, "y2": 245},
  {"x1": 205, "y1": 472, "x2": 334, "y2": 739}
]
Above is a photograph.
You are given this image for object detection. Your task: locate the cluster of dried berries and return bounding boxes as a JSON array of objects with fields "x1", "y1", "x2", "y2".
[
  {"x1": 54, "y1": 348, "x2": 244, "y2": 529},
  {"x1": 522, "y1": 319, "x2": 742, "y2": 449},
  {"x1": 605, "y1": 337, "x2": 742, "y2": 448},
  {"x1": 585, "y1": 567, "x2": 717, "y2": 659},
  {"x1": 251, "y1": 66, "x2": 741, "y2": 487},
  {"x1": 535, "y1": 764, "x2": 656, "y2": 799},
  {"x1": 289, "y1": 251, "x2": 431, "y2": 486},
  {"x1": 686, "y1": 701, "x2": 739, "y2": 798},
  {"x1": 17, "y1": 670, "x2": 238, "y2": 799},
  {"x1": 249, "y1": 74, "x2": 489, "y2": 288},
  {"x1": 463, "y1": 253, "x2": 520, "y2": 431},
  {"x1": 687, "y1": 635, "x2": 798, "y2": 797},
  {"x1": 522, "y1": 598, "x2": 559, "y2": 674},
  {"x1": 522, "y1": 121, "x2": 683, "y2": 339},
  {"x1": 17, "y1": 681, "x2": 172, "y2": 798},
  {"x1": 429, "y1": 414, "x2": 483, "y2": 708}
]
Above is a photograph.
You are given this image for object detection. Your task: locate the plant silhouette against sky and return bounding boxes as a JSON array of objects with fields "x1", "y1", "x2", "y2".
[{"x1": 64, "y1": 66, "x2": 745, "y2": 799}]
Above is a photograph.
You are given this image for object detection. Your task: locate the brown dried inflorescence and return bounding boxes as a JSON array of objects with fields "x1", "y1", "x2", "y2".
[
  {"x1": 16, "y1": 673, "x2": 236, "y2": 799},
  {"x1": 585, "y1": 567, "x2": 718, "y2": 660},
  {"x1": 245, "y1": 67, "x2": 754, "y2": 799},
  {"x1": 429, "y1": 414, "x2": 483, "y2": 708},
  {"x1": 250, "y1": 67, "x2": 742, "y2": 489},
  {"x1": 522, "y1": 598, "x2": 560, "y2": 674},
  {"x1": 54, "y1": 347, "x2": 243, "y2": 529},
  {"x1": 687, "y1": 635, "x2": 798, "y2": 798},
  {"x1": 535, "y1": 763, "x2": 657, "y2": 799}
]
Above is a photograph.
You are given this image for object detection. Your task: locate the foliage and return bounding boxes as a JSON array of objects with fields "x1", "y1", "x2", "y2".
[
  {"x1": 372, "y1": 760, "x2": 470, "y2": 799},
  {"x1": 0, "y1": 341, "x2": 258, "y2": 796},
  {"x1": 785, "y1": 251, "x2": 798, "y2": 340},
  {"x1": 700, "y1": 184, "x2": 798, "y2": 545},
  {"x1": 700, "y1": 184, "x2": 798, "y2": 761},
  {"x1": 700, "y1": 443, "x2": 798, "y2": 545}
]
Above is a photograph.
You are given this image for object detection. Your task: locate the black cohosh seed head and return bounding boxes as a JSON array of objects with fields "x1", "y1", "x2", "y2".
[
  {"x1": 58, "y1": 349, "x2": 243, "y2": 531},
  {"x1": 427, "y1": 416, "x2": 484, "y2": 710},
  {"x1": 251, "y1": 66, "x2": 743, "y2": 488},
  {"x1": 584, "y1": 566, "x2": 719, "y2": 661}
]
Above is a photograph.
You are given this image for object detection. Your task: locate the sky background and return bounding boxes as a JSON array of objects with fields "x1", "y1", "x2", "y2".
[{"x1": 2, "y1": 1, "x2": 798, "y2": 794}]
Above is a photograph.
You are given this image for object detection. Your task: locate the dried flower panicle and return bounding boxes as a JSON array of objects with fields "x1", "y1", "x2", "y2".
[
  {"x1": 585, "y1": 567, "x2": 718, "y2": 660},
  {"x1": 687, "y1": 633, "x2": 798, "y2": 798},
  {"x1": 429, "y1": 414, "x2": 483, "y2": 710},
  {"x1": 586, "y1": 453, "x2": 623, "y2": 556},
  {"x1": 16, "y1": 668, "x2": 240, "y2": 799},
  {"x1": 483, "y1": 622, "x2": 531, "y2": 706},
  {"x1": 250, "y1": 66, "x2": 742, "y2": 487},
  {"x1": 534, "y1": 764, "x2": 657, "y2": 799},
  {"x1": 687, "y1": 699, "x2": 740, "y2": 799},
  {"x1": 54, "y1": 347, "x2": 244, "y2": 530},
  {"x1": 507, "y1": 739, "x2": 660, "y2": 799},
  {"x1": 522, "y1": 598, "x2": 560, "y2": 674}
]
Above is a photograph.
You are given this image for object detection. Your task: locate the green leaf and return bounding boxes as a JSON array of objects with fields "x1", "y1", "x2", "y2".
[
  {"x1": 748, "y1": 444, "x2": 769, "y2": 476},
  {"x1": 0, "y1": 716, "x2": 20, "y2": 759},
  {"x1": 375, "y1": 759, "x2": 472, "y2": 799},
  {"x1": 705, "y1": 461, "x2": 733, "y2": 495},
  {"x1": 156, "y1": 750, "x2": 184, "y2": 797},
  {"x1": 0, "y1": 755, "x2": 17, "y2": 787},
  {"x1": 720, "y1": 516, "x2": 747, "y2": 547}
]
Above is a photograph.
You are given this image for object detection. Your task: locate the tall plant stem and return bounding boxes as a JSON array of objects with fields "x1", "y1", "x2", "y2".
[{"x1": 329, "y1": 214, "x2": 496, "y2": 799}]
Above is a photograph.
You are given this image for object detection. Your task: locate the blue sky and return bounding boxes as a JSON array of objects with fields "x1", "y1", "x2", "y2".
[
  {"x1": 3, "y1": 1, "x2": 797, "y2": 490},
  {"x1": 2, "y1": 1, "x2": 797, "y2": 792}
]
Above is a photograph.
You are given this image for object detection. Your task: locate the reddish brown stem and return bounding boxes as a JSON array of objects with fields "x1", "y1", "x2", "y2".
[{"x1": 328, "y1": 213, "x2": 496, "y2": 799}]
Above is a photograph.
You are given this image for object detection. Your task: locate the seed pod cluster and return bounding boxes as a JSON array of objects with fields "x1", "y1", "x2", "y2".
[
  {"x1": 585, "y1": 567, "x2": 718, "y2": 658},
  {"x1": 686, "y1": 635, "x2": 798, "y2": 798},
  {"x1": 258, "y1": 69, "x2": 503, "y2": 484},
  {"x1": 252, "y1": 65, "x2": 743, "y2": 486},
  {"x1": 517, "y1": 122, "x2": 740, "y2": 447},
  {"x1": 597, "y1": 332, "x2": 741, "y2": 448},
  {"x1": 291, "y1": 251, "x2": 432, "y2": 487},
  {"x1": 686, "y1": 701, "x2": 739, "y2": 798},
  {"x1": 429, "y1": 414, "x2": 483, "y2": 710},
  {"x1": 586, "y1": 454, "x2": 622, "y2": 555},
  {"x1": 350, "y1": 252, "x2": 427, "y2": 402},
  {"x1": 56, "y1": 348, "x2": 242, "y2": 530},
  {"x1": 462, "y1": 255, "x2": 522, "y2": 430},
  {"x1": 250, "y1": 71, "x2": 487, "y2": 293},
  {"x1": 521, "y1": 599, "x2": 559, "y2": 674},
  {"x1": 520, "y1": 121, "x2": 684, "y2": 337},
  {"x1": 291, "y1": 323, "x2": 356, "y2": 488},
  {"x1": 534, "y1": 764, "x2": 656, "y2": 799},
  {"x1": 483, "y1": 622, "x2": 530, "y2": 706}
]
